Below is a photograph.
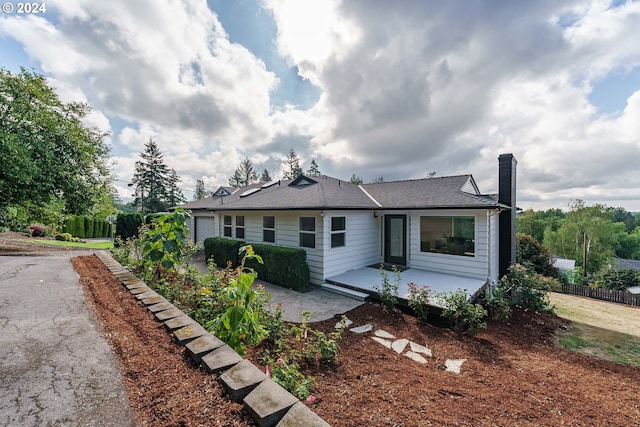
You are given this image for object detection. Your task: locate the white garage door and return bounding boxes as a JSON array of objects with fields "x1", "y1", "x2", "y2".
[{"x1": 195, "y1": 217, "x2": 215, "y2": 243}]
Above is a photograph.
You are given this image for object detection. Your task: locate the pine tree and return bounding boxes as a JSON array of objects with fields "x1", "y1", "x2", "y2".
[
  {"x1": 349, "y1": 174, "x2": 363, "y2": 185},
  {"x1": 166, "y1": 169, "x2": 186, "y2": 207},
  {"x1": 307, "y1": 159, "x2": 321, "y2": 176},
  {"x1": 259, "y1": 169, "x2": 272, "y2": 183},
  {"x1": 193, "y1": 179, "x2": 211, "y2": 200},
  {"x1": 283, "y1": 149, "x2": 303, "y2": 180},
  {"x1": 129, "y1": 139, "x2": 174, "y2": 213},
  {"x1": 229, "y1": 157, "x2": 258, "y2": 187}
]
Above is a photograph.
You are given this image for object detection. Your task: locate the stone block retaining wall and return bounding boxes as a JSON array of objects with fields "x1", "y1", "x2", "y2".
[{"x1": 94, "y1": 251, "x2": 330, "y2": 427}]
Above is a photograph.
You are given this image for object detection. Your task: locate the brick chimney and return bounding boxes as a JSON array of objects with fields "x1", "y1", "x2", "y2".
[{"x1": 498, "y1": 153, "x2": 517, "y2": 278}]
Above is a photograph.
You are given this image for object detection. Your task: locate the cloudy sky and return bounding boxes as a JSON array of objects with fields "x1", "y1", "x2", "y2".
[{"x1": 1, "y1": 0, "x2": 639, "y2": 210}]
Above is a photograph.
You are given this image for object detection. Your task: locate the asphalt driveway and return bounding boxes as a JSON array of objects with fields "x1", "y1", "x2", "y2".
[{"x1": 0, "y1": 253, "x2": 136, "y2": 426}]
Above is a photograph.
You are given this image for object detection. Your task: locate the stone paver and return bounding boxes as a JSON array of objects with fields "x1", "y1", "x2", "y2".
[
  {"x1": 185, "y1": 334, "x2": 225, "y2": 363},
  {"x1": 405, "y1": 351, "x2": 428, "y2": 364},
  {"x1": 349, "y1": 324, "x2": 372, "y2": 334},
  {"x1": 276, "y1": 401, "x2": 331, "y2": 427},
  {"x1": 374, "y1": 329, "x2": 395, "y2": 339},
  {"x1": 155, "y1": 307, "x2": 185, "y2": 321},
  {"x1": 391, "y1": 338, "x2": 409, "y2": 354},
  {"x1": 219, "y1": 359, "x2": 268, "y2": 402},
  {"x1": 201, "y1": 345, "x2": 243, "y2": 373},
  {"x1": 444, "y1": 358, "x2": 466, "y2": 374},
  {"x1": 173, "y1": 323, "x2": 209, "y2": 345},
  {"x1": 371, "y1": 336, "x2": 392, "y2": 348},
  {"x1": 244, "y1": 378, "x2": 298, "y2": 427}
]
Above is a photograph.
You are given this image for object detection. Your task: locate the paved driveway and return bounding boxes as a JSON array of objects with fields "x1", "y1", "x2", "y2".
[{"x1": 0, "y1": 254, "x2": 136, "y2": 427}]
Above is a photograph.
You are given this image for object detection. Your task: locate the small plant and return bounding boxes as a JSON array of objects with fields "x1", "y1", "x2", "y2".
[
  {"x1": 483, "y1": 281, "x2": 512, "y2": 321},
  {"x1": 437, "y1": 289, "x2": 487, "y2": 335},
  {"x1": 407, "y1": 282, "x2": 432, "y2": 320},
  {"x1": 376, "y1": 264, "x2": 400, "y2": 311},
  {"x1": 209, "y1": 245, "x2": 269, "y2": 356},
  {"x1": 55, "y1": 232, "x2": 80, "y2": 242},
  {"x1": 141, "y1": 208, "x2": 192, "y2": 282},
  {"x1": 262, "y1": 352, "x2": 315, "y2": 400}
]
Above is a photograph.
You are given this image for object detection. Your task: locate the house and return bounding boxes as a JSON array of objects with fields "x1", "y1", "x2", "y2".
[{"x1": 179, "y1": 154, "x2": 517, "y2": 297}]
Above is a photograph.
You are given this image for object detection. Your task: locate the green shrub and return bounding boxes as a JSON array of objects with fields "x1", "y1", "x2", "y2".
[
  {"x1": 588, "y1": 267, "x2": 640, "y2": 291},
  {"x1": 501, "y1": 263, "x2": 555, "y2": 312},
  {"x1": 437, "y1": 289, "x2": 487, "y2": 335},
  {"x1": 517, "y1": 233, "x2": 561, "y2": 279},
  {"x1": 407, "y1": 282, "x2": 432, "y2": 320},
  {"x1": 204, "y1": 237, "x2": 245, "y2": 268},
  {"x1": 75, "y1": 216, "x2": 85, "y2": 238},
  {"x1": 145, "y1": 212, "x2": 170, "y2": 225},
  {"x1": 55, "y1": 232, "x2": 79, "y2": 242},
  {"x1": 482, "y1": 281, "x2": 512, "y2": 321},
  {"x1": 116, "y1": 213, "x2": 144, "y2": 240},
  {"x1": 85, "y1": 218, "x2": 94, "y2": 239},
  {"x1": 376, "y1": 265, "x2": 400, "y2": 311},
  {"x1": 245, "y1": 243, "x2": 311, "y2": 292}
]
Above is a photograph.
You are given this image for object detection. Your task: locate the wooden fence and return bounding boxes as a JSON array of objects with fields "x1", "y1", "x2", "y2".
[{"x1": 561, "y1": 283, "x2": 640, "y2": 307}]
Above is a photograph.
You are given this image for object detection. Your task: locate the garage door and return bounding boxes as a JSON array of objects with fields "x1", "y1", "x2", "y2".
[{"x1": 195, "y1": 217, "x2": 215, "y2": 243}]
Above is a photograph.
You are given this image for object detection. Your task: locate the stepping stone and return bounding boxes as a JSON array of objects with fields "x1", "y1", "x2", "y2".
[
  {"x1": 391, "y1": 338, "x2": 409, "y2": 354},
  {"x1": 201, "y1": 345, "x2": 242, "y2": 373},
  {"x1": 371, "y1": 337, "x2": 392, "y2": 349},
  {"x1": 349, "y1": 324, "x2": 372, "y2": 334},
  {"x1": 444, "y1": 358, "x2": 467, "y2": 374},
  {"x1": 276, "y1": 401, "x2": 331, "y2": 427},
  {"x1": 409, "y1": 342, "x2": 432, "y2": 357},
  {"x1": 405, "y1": 351, "x2": 428, "y2": 364},
  {"x1": 219, "y1": 359, "x2": 267, "y2": 402},
  {"x1": 185, "y1": 334, "x2": 225, "y2": 363},
  {"x1": 146, "y1": 301, "x2": 174, "y2": 313},
  {"x1": 155, "y1": 307, "x2": 184, "y2": 321},
  {"x1": 335, "y1": 318, "x2": 353, "y2": 329},
  {"x1": 164, "y1": 315, "x2": 195, "y2": 331},
  {"x1": 173, "y1": 323, "x2": 209, "y2": 345},
  {"x1": 374, "y1": 329, "x2": 395, "y2": 339},
  {"x1": 243, "y1": 379, "x2": 298, "y2": 427}
]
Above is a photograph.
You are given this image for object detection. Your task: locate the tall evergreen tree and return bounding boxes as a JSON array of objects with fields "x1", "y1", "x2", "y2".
[
  {"x1": 229, "y1": 157, "x2": 258, "y2": 187},
  {"x1": 349, "y1": 174, "x2": 363, "y2": 185},
  {"x1": 283, "y1": 149, "x2": 303, "y2": 180},
  {"x1": 166, "y1": 169, "x2": 186, "y2": 208},
  {"x1": 193, "y1": 179, "x2": 211, "y2": 200},
  {"x1": 259, "y1": 169, "x2": 272, "y2": 183},
  {"x1": 129, "y1": 139, "x2": 174, "y2": 213},
  {"x1": 307, "y1": 159, "x2": 321, "y2": 176}
]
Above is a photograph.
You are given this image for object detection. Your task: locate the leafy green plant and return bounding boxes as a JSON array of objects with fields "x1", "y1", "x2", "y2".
[
  {"x1": 261, "y1": 352, "x2": 315, "y2": 400},
  {"x1": 407, "y1": 282, "x2": 432, "y2": 320},
  {"x1": 140, "y1": 208, "x2": 191, "y2": 282},
  {"x1": 208, "y1": 245, "x2": 269, "y2": 356},
  {"x1": 376, "y1": 265, "x2": 400, "y2": 311},
  {"x1": 483, "y1": 281, "x2": 512, "y2": 321},
  {"x1": 437, "y1": 289, "x2": 487, "y2": 335},
  {"x1": 501, "y1": 263, "x2": 555, "y2": 313}
]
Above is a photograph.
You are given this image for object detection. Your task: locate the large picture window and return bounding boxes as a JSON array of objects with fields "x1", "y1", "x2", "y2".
[
  {"x1": 263, "y1": 216, "x2": 275, "y2": 243},
  {"x1": 420, "y1": 216, "x2": 475, "y2": 257},
  {"x1": 299, "y1": 217, "x2": 316, "y2": 248},
  {"x1": 331, "y1": 216, "x2": 346, "y2": 248}
]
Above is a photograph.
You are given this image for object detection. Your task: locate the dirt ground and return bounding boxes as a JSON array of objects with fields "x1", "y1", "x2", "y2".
[{"x1": 3, "y1": 233, "x2": 640, "y2": 426}]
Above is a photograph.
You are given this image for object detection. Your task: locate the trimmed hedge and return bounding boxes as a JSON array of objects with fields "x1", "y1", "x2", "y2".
[
  {"x1": 204, "y1": 237, "x2": 245, "y2": 269},
  {"x1": 203, "y1": 237, "x2": 311, "y2": 292},
  {"x1": 63, "y1": 215, "x2": 112, "y2": 238},
  {"x1": 116, "y1": 213, "x2": 144, "y2": 240},
  {"x1": 245, "y1": 243, "x2": 311, "y2": 292}
]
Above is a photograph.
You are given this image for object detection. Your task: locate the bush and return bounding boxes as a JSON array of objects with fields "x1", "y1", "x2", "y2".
[
  {"x1": 517, "y1": 233, "x2": 561, "y2": 279},
  {"x1": 407, "y1": 282, "x2": 432, "y2": 320},
  {"x1": 245, "y1": 243, "x2": 311, "y2": 292},
  {"x1": 501, "y1": 264, "x2": 555, "y2": 312},
  {"x1": 588, "y1": 267, "x2": 640, "y2": 291},
  {"x1": 437, "y1": 289, "x2": 487, "y2": 335},
  {"x1": 376, "y1": 265, "x2": 400, "y2": 311},
  {"x1": 55, "y1": 232, "x2": 79, "y2": 242},
  {"x1": 75, "y1": 216, "x2": 85, "y2": 238},
  {"x1": 116, "y1": 213, "x2": 144, "y2": 240},
  {"x1": 204, "y1": 237, "x2": 244, "y2": 268},
  {"x1": 28, "y1": 224, "x2": 45, "y2": 237}
]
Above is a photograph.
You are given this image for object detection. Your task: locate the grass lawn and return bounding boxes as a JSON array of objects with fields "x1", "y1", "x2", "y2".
[{"x1": 18, "y1": 238, "x2": 114, "y2": 250}]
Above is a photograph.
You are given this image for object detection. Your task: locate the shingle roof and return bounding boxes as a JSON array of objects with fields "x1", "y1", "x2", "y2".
[{"x1": 178, "y1": 174, "x2": 509, "y2": 212}]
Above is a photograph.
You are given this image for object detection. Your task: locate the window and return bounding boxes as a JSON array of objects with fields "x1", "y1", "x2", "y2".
[
  {"x1": 223, "y1": 215, "x2": 232, "y2": 237},
  {"x1": 263, "y1": 216, "x2": 275, "y2": 243},
  {"x1": 331, "y1": 216, "x2": 346, "y2": 248},
  {"x1": 235, "y1": 215, "x2": 245, "y2": 239},
  {"x1": 420, "y1": 216, "x2": 475, "y2": 257},
  {"x1": 299, "y1": 217, "x2": 316, "y2": 248}
]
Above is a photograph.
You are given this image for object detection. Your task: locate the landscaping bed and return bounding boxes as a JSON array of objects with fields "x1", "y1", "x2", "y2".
[{"x1": 68, "y1": 252, "x2": 640, "y2": 426}]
